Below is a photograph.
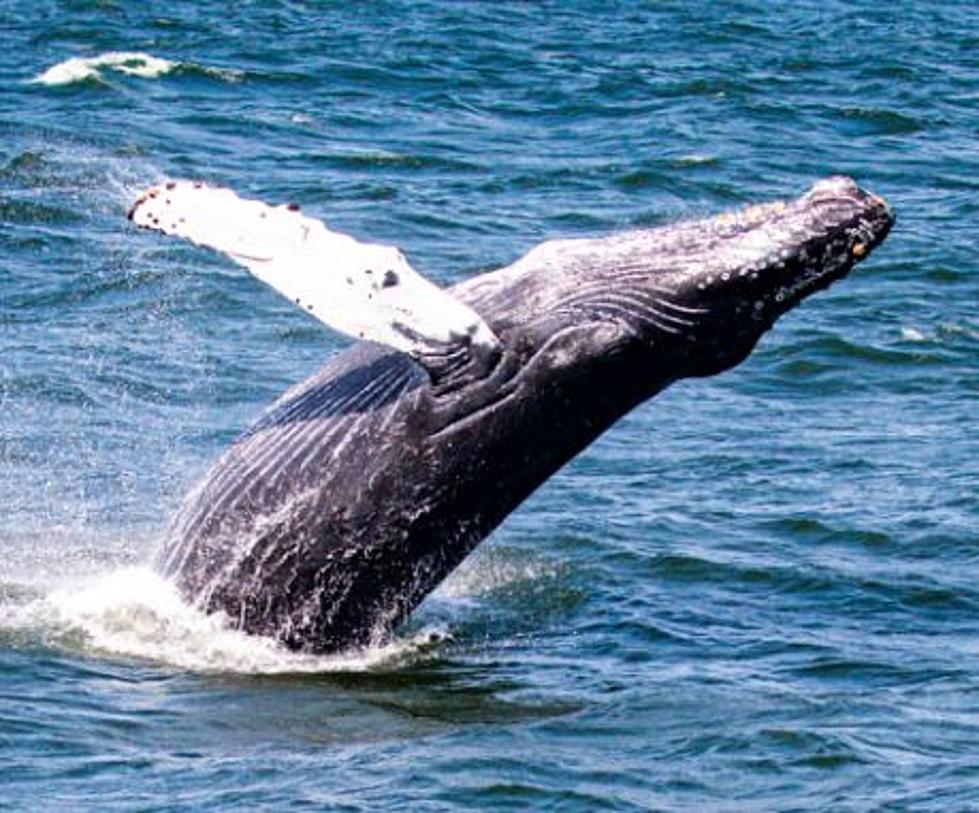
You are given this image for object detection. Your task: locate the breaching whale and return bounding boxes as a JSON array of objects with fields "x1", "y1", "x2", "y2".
[{"x1": 129, "y1": 176, "x2": 893, "y2": 653}]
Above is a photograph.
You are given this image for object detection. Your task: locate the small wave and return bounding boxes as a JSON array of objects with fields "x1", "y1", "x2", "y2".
[
  {"x1": 674, "y1": 153, "x2": 718, "y2": 168},
  {"x1": 0, "y1": 130, "x2": 168, "y2": 226},
  {"x1": 30, "y1": 52, "x2": 241, "y2": 86},
  {"x1": 435, "y1": 546, "x2": 563, "y2": 602},
  {"x1": 0, "y1": 567, "x2": 443, "y2": 674}
]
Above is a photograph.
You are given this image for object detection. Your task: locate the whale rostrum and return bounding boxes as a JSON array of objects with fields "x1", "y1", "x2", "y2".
[{"x1": 130, "y1": 176, "x2": 894, "y2": 653}]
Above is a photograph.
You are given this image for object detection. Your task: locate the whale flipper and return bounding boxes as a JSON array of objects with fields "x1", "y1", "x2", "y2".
[{"x1": 128, "y1": 181, "x2": 500, "y2": 381}]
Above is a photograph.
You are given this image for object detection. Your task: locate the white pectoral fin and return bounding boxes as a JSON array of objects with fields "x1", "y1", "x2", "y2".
[{"x1": 128, "y1": 181, "x2": 500, "y2": 379}]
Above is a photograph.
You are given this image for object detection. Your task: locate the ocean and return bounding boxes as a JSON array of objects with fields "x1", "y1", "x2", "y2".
[{"x1": 1, "y1": 2, "x2": 977, "y2": 810}]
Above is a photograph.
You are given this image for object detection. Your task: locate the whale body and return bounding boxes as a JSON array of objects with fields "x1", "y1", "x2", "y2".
[{"x1": 131, "y1": 176, "x2": 894, "y2": 653}]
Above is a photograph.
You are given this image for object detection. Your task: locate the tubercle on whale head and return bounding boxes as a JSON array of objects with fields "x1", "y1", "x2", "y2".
[{"x1": 649, "y1": 176, "x2": 895, "y2": 378}]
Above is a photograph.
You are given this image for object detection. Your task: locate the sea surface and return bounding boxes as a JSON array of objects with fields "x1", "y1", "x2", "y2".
[{"x1": 1, "y1": 2, "x2": 977, "y2": 810}]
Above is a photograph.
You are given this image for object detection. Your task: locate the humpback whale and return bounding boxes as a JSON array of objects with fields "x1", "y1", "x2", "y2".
[{"x1": 130, "y1": 176, "x2": 893, "y2": 653}]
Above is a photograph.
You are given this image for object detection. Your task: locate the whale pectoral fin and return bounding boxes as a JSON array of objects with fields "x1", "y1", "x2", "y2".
[{"x1": 128, "y1": 180, "x2": 501, "y2": 381}]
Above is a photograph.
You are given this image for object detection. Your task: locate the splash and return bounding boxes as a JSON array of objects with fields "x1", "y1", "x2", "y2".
[
  {"x1": 0, "y1": 544, "x2": 559, "y2": 674},
  {"x1": 0, "y1": 567, "x2": 444, "y2": 674},
  {"x1": 31, "y1": 52, "x2": 241, "y2": 86}
]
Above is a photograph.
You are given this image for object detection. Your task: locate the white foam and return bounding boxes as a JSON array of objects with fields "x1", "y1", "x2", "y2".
[
  {"x1": 31, "y1": 52, "x2": 240, "y2": 86},
  {"x1": 1, "y1": 567, "x2": 441, "y2": 673},
  {"x1": 900, "y1": 326, "x2": 926, "y2": 342}
]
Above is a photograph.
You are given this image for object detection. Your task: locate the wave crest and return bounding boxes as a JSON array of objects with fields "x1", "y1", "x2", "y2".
[{"x1": 31, "y1": 51, "x2": 240, "y2": 86}]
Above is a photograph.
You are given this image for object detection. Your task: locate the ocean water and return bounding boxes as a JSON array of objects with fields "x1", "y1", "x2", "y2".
[{"x1": 1, "y1": 1, "x2": 977, "y2": 809}]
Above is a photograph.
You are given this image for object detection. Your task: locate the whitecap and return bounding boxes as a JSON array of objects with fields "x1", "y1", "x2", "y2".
[{"x1": 31, "y1": 51, "x2": 240, "y2": 86}]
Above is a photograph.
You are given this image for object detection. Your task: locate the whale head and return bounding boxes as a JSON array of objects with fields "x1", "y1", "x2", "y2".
[{"x1": 627, "y1": 176, "x2": 895, "y2": 378}]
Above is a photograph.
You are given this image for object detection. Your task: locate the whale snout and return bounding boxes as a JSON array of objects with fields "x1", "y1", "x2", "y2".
[
  {"x1": 805, "y1": 174, "x2": 865, "y2": 203},
  {"x1": 803, "y1": 175, "x2": 893, "y2": 239},
  {"x1": 791, "y1": 176, "x2": 895, "y2": 295},
  {"x1": 804, "y1": 175, "x2": 891, "y2": 217},
  {"x1": 720, "y1": 176, "x2": 894, "y2": 311},
  {"x1": 660, "y1": 177, "x2": 894, "y2": 378}
]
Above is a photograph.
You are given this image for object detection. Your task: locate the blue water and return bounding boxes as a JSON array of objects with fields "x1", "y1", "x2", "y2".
[{"x1": 2, "y1": 2, "x2": 977, "y2": 809}]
